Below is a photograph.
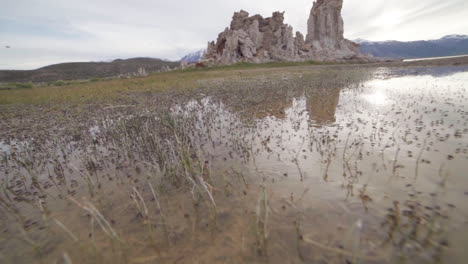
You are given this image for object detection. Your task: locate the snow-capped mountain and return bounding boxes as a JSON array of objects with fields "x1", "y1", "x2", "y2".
[
  {"x1": 180, "y1": 49, "x2": 206, "y2": 63},
  {"x1": 354, "y1": 35, "x2": 468, "y2": 59},
  {"x1": 441, "y1": 34, "x2": 468, "y2": 40}
]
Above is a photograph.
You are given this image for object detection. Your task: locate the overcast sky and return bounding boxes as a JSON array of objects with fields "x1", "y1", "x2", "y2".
[{"x1": 1, "y1": 0, "x2": 467, "y2": 70}]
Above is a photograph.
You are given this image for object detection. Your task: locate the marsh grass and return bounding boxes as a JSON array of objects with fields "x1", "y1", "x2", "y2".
[
  {"x1": 0, "y1": 61, "x2": 355, "y2": 105},
  {"x1": 0, "y1": 82, "x2": 34, "y2": 90},
  {"x1": 0, "y1": 71, "x2": 205, "y2": 104}
]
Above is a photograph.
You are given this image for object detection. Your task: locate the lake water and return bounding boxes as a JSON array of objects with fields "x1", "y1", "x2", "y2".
[{"x1": 403, "y1": 54, "x2": 468, "y2": 62}]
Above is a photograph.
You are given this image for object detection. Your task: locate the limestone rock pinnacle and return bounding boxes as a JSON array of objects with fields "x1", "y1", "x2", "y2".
[{"x1": 203, "y1": 0, "x2": 365, "y2": 64}]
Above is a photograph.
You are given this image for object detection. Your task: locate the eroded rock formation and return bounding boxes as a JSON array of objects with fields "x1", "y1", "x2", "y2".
[
  {"x1": 204, "y1": 11, "x2": 298, "y2": 64},
  {"x1": 203, "y1": 0, "x2": 365, "y2": 64},
  {"x1": 305, "y1": 0, "x2": 361, "y2": 60}
]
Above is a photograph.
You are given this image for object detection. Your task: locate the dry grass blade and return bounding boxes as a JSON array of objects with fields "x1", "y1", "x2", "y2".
[
  {"x1": 63, "y1": 252, "x2": 73, "y2": 264},
  {"x1": 132, "y1": 187, "x2": 148, "y2": 217},
  {"x1": 68, "y1": 197, "x2": 121, "y2": 242},
  {"x1": 54, "y1": 219, "x2": 78, "y2": 242}
]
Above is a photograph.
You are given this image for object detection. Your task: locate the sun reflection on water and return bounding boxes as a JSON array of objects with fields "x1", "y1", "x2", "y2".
[{"x1": 364, "y1": 89, "x2": 388, "y2": 105}]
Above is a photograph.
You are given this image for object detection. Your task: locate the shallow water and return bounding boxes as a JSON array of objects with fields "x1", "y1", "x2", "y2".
[
  {"x1": 403, "y1": 54, "x2": 468, "y2": 62},
  {"x1": 179, "y1": 69, "x2": 468, "y2": 262},
  {"x1": 1, "y1": 66, "x2": 468, "y2": 263},
  {"x1": 384, "y1": 64, "x2": 468, "y2": 77}
]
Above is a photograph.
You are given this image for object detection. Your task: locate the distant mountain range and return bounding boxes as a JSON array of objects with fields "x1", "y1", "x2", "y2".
[
  {"x1": 0, "y1": 58, "x2": 179, "y2": 83},
  {"x1": 355, "y1": 35, "x2": 468, "y2": 59},
  {"x1": 180, "y1": 49, "x2": 206, "y2": 63}
]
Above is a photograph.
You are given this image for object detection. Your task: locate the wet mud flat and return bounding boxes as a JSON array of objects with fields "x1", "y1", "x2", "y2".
[{"x1": 0, "y1": 62, "x2": 468, "y2": 263}]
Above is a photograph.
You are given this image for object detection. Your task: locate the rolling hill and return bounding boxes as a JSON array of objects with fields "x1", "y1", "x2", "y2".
[{"x1": 0, "y1": 58, "x2": 179, "y2": 83}]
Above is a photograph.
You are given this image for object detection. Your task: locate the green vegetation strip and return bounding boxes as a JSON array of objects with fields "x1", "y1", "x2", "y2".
[{"x1": 0, "y1": 61, "x2": 325, "y2": 105}]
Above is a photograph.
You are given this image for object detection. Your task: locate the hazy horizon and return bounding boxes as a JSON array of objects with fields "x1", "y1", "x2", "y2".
[{"x1": 1, "y1": 0, "x2": 467, "y2": 70}]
